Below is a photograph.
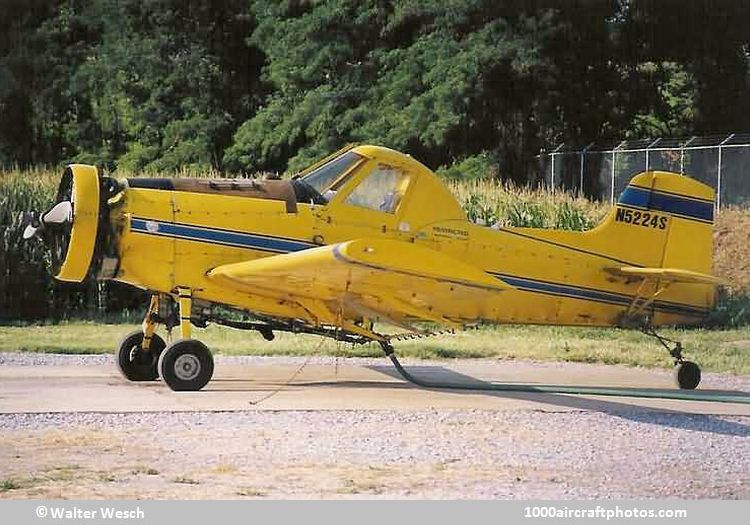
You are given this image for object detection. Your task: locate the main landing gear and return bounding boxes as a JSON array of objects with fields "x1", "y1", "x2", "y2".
[
  {"x1": 116, "y1": 289, "x2": 214, "y2": 391},
  {"x1": 642, "y1": 327, "x2": 701, "y2": 390}
]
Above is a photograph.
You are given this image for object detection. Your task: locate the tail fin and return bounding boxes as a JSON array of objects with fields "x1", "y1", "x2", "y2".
[
  {"x1": 612, "y1": 171, "x2": 714, "y2": 275},
  {"x1": 592, "y1": 170, "x2": 718, "y2": 320}
]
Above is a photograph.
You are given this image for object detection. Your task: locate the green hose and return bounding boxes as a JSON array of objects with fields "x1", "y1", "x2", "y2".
[{"x1": 388, "y1": 354, "x2": 750, "y2": 405}]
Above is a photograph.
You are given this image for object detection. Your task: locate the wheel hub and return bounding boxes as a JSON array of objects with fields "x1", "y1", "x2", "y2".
[{"x1": 174, "y1": 354, "x2": 201, "y2": 381}]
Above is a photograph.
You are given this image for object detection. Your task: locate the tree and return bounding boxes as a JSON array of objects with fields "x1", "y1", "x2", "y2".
[{"x1": 1, "y1": 0, "x2": 264, "y2": 171}]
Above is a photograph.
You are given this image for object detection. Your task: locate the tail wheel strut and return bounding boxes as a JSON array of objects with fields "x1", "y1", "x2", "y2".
[{"x1": 641, "y1": 326, "x2": 701, "y2": 390}]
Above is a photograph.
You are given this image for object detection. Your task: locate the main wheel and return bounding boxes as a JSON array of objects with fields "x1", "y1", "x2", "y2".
[
  {"x1": 674, "y1": 360, "x2": 701, "y2": 390},
  {"x1": 158, "y1": 339, "x2": 214, "y2": 391},
  {"x1": 117, "y1": 330, "x2": 166, "y2": 382}
]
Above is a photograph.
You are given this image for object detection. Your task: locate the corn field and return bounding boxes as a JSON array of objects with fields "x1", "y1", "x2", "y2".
[{"x1": 448, "y1": 179, "x2": 608, "y2": 230}]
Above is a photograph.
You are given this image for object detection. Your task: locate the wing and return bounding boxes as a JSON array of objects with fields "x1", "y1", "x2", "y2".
[
  {"x1": 207, "y1": 238, "x2": 512, "y2": 331},
  {"x1": 605, "y1": 266, "x2": 728, "y2": 285}
]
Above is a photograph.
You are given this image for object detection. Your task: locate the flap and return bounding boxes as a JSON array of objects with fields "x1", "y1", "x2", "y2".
[{"x1": 606, "y1": 266, "x2": 729, "y2": 285}]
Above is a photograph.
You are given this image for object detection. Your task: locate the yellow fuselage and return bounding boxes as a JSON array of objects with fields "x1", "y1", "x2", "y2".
[{"x1": 114, "y1": 166, "x2": 712, "y2": 330}]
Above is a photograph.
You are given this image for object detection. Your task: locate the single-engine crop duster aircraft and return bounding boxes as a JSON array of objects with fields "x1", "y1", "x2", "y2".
[{"x1": 21, "y1": 145, "x2": 724, "y2": 392}]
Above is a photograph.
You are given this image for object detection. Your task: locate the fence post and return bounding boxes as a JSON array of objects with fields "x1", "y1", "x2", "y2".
[
  {"x1": 550, "y1": 153, "x2": 554, "y2": 192},
  {"x1": 645, "y1": 138, "x2": 660, "y2": 172},
  {"x1": 610, "y1": 150, "x2": 616, "y2": 203},
  {"x1": 550, "y1": 143, "x2": 563, "y2": 193},
  {"x1": 611, "y1": 141, "x2": 626, "y2": 204},
  {"x1": 680, "y1": 136, "x2": 696, "y2": 175},
  {"x1": 716, "y1": 134, "x2": 735, "y2": 210},
  {"x1": 579, "y1": 142, "x2": 594, "y2": 195}
]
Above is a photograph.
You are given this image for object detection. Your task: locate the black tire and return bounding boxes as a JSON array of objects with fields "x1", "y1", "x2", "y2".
[
  {"x1": 158, "y1": 339, "x2": 214, "y2": 391},
  {"x1": 117, "y1": 330, "x2": 166, "y2": 382},
  {"x1": 675, "y1": 360, "x2": 701, "y2": 390}
]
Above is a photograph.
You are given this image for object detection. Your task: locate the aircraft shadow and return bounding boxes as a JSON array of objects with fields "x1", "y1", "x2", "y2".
[
  {"x1": 362, "y1": 364, "x2": 750, "y2": 437},
  {"x1": 206, "y1": 364, "x2": 750, "y2": 437}
]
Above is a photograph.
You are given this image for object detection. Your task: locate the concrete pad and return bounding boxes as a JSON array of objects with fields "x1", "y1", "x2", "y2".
[{"x1": 1, "y1": 358, "x2": 749, "y2": 415}]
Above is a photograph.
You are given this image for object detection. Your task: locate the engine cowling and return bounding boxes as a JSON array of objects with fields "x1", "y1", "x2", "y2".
[{"x1": 54, "y1": 164, "x2": 101, "y2": 282}]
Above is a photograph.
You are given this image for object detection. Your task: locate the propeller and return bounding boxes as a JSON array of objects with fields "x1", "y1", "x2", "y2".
[
  {"x1": 20, "y1": 200, "x2": 73, "y2": 240},
  {"x1": 17, "y1": 166, "x2": 107, "y2": 282}
]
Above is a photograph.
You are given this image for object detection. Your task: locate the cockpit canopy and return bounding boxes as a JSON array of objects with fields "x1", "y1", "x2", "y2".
[
  {"x1": 297, "y1": 145, "x2": 466, "y2": 224},
  {"x1": 298, "y1": 150, "x2": 410, "y2": 214}
]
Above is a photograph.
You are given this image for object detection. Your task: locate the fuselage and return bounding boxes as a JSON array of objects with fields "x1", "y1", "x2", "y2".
[{"x1": 109, "y1": 146, "x2": 714, "y2": 329}]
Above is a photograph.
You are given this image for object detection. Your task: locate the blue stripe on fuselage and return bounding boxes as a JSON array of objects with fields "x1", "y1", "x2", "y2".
[
  {"x1": 618, "y1": 186, "x2": 714, "y2": 223},
  {"x1": 491, "y1": 272, "x2": 707, "y2": 318},
  {"x1": 130, "y1": 218, "x2": 315, "y2": 253}
]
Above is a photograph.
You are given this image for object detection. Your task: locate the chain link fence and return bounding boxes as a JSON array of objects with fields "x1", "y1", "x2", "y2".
[{"x1": 537, "y1": 134, "x2": 750, "y2": 208}]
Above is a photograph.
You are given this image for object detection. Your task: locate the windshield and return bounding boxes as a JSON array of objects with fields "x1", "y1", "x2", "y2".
[{"x1": 301, "y1": 151, "x2": 363, "y2": 194}]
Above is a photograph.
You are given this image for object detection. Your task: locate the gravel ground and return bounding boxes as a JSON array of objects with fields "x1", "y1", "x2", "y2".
[
  {"x1": 0, "y1": 354, "x2": 748, "y2": 499},
  {"x1": 1, "y1": 409, "x2": 748, "y2": 499}
]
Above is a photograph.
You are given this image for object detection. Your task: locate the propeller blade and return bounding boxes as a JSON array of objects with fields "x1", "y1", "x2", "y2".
[
  {"x1": 42, "y1": 200, "x2": 72, "y2": 224},
  {"x1": 22, "y1": 224, "x2": 39, "y2": 240},
  {"x1": 17, "y1": 211, "x2": 42, "y2": 240}
]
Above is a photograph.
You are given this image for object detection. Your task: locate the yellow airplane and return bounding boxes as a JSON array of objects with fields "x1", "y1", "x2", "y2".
[{"x1": 22, "y1": 145, "x2": 724, "y2": 392}]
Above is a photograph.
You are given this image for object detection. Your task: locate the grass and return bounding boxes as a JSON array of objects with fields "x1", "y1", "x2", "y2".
[
  {"x1": 0, "y1": 479, "x2": 22, "y2": 493},
  {"x1": 172, "y1": 476, "x2": 200, "y2": 485},
  {"x1": 235, "y1": 488, "x2": 266, "y2": 497},
  {"x1": 211, "y1": 463, "x2": 238, "y2": 475},
  {"x1": 1, "y1": 321, "x2": 749, "y2": 374},
  {"x1": 130, "y1": 466, "x2": 160, "y2": 476}
]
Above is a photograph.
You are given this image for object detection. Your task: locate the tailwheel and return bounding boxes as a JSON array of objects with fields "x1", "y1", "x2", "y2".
[
  {"x1": 158, "y1": 339, "x2": 214, "y2": 391},
  {"x1": 674, "y1": 360, "x2": 701, "y2": 390},
  {"x1": 642, "y1": 326, "x2": 702, "y2": 390},
  {"x1": 117, "y1": 330, "x2": 166, "y2": 382}
]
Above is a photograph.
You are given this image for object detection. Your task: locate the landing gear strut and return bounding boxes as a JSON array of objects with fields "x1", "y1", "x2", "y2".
[
  {"x1": 158, "y1": 287, "x2": 214, "y2": 391},
  {"x1": 642, "y1": 327, "x2": 701, "y2": 390}
]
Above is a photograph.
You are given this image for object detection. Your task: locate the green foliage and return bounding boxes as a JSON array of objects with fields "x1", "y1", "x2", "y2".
[
  {"x1": 628, "y1": 62, "x2": 698, "y2": 137},
  {"x1": 1, "y1": 0, "x2": 261, "y2": 170},
  {"x1": 705, "y1": 289, "x2": 750, "y2": 328},
  {"x1": 0, "y1": 478, "x2": 21, "y2": 492},
  {"x1": 225, "y1": 1, "x2": 561, "y2": 177},
  {"x1": 437, "y1": 153, "x2": 498, "y2": 180}
]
